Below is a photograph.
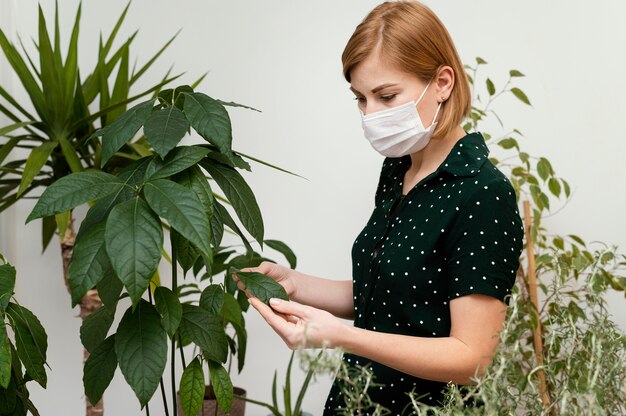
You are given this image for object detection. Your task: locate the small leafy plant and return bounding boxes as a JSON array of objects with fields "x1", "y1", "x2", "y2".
[
  {"x1": 0, "y1": 255, "x2": 49, "y2": 416},
  {"x1": 237, "y1": 349, "x2": 324, "y2": 416}
]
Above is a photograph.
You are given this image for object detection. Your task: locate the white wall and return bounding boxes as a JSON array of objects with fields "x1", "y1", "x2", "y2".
[{"x1": 1, "y1": 0, "x2": 624, "y2": 415}]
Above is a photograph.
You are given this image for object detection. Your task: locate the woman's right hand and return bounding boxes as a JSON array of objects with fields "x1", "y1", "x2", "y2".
[{"x1": 233, "y1": 261, "x2": 299, "y2": 299}]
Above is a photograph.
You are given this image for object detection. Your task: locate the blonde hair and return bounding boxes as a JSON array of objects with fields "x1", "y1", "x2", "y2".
[{"x1": 341, "y1": 0, "x2": 471, "y2": 140}]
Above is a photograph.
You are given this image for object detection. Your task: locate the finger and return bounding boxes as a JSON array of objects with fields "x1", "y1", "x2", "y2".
[
  {"x1": 269, "y1": 298, "x2": 309, "y2": 318},
  {"x1": 249, "y1": 297, "x2": 293, "y2": 332}
]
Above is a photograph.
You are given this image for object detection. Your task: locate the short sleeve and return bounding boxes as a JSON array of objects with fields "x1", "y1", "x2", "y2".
[{"x1": 444, "y1": 177, "x2": 524, "y2": 305}]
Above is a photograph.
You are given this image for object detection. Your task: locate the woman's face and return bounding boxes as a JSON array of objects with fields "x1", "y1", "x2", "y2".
[{"x1": 349, "y1": 50, "x2": 440, "y2": 126}]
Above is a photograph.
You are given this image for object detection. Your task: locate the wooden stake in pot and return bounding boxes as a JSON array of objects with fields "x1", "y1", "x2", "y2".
[{"x1": 522, "y1": 200, "x2": 550, "y2": 410}]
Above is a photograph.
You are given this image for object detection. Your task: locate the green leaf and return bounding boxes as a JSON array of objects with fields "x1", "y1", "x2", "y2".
[
  {"x1": 183, "y1": 92, "x2": 232, "y2": 154},
  {"x1": 41, "y1": 215, "x2": 56, "y2": 253},
  {"x1": 55, "y1": 210, "x2": 70, "y2": 239},
  {"x1": 228, "y1": 267, "x2": 288, "y2": 305},
  {"x1": 548, "y1": 177, "x2": 561, "y2": 197},
  {"x1": 234, "y1": 320, "x2": 247, "y2": 373},
  {"x1": 205, "y1": 149, "x2": 251, "y2": 171},
  {"x1": 510, "y1": 87, "x2": 531, "y2": 106},
  {"x1": 108, "y1": 43, "x2": 130, "y2": 122},
  {"x1": 58, "y1": 136, "x2": 84, "y2": 173},
  {"x1": 0, "y1": 137, "x2": 19, "y2": 168},
  {"x1": 6, "y1": 303, "x2": 47, "y2": 388},
  {"x1": 199, "y1": 284, "x2": 224, "y2": 316},
  {"x1": 0, "y1": 322, "x2": 11, "y2": 389},
  {"x1": 17, "y1": 141, "x2": 57, "y2": 197},
  {"x1": 216, "y1": 99, "x2": 261, "y2": 113},
  {"x1": 553, "y1": 236, "x2": 564, "y2": 250},
  {"x1": 486, "y1": 78, "x2": 495, "y2": 96},
  {"x1": 509, "y1": 69, "x2": 525, "y2": 77},
  {"x1": 568, "y1": 234, "x2": 586, "y2": 246},
  {"x1": 173, "y1": 165, "x2": 215, "y2": 212},
  {"x1": 105, "y1": 197, "x2": 163, "y2": 306},
  {"x1": 154, "y1": 287, "x2": 182, "y2": 338},
  {"x1": 80, "y1": 305, "x2": 114, "y2": 354},
  {"x1": 215, "y1": 201, "x2": 252, "y2": 253},
  {"x1": 83, "y1": 334, "x2": 117, "y2": 405},
  {"x1": 178, "y1": 304, "x2": 228, "y2": 363},
  {"x1": 0, "y1": 121, "x2": 33, "y2": 137},
  {"x1": 201, "y1": 161, "x2": 264, "y2": 246},
  {"x1": 179, "y1": 357, "x2": 205, "y2": 416},
  {"x1": 143, "y1": 106, "x2": 190, "y2": 158},
  {"x1": 26, "y1": 171, "x2": 125, "y2": 222},
  {"x1": 0, "y1": 264, "x2": 16, "y2": 312},
  {"x1": 207, "y1": 360, "x2": 233, "y2": 413},
  {"x1": 0, "y1": 28, "x2": 46, "y2": 117},
  {"x1": 143, "y1": 179, "x2": 211, "y2": 258},
  {"x1": 537, "y1": 157, "x2": 551, "y2": 181},
  {"x1": 497, "y1": 137, "x2": 518, "y2": 150},
  {"x1": 264, "y1": 240, "x2": 297, "y2": 269},
  {"x1": 144, "y1": 146, "x2": 210, "y2": 181},
  {"x1": 68, "y1": 222, "x2": 113, "y2": 307},
  {"x1": 96, "y1": 272, "x2": 124, "y2": 309},
  {"x1": 0, "y1": 376, "x2": 16, "y2": 414},
  {"x1": 172, "y1": 166, "x2": 218, "y2": 246},
  {"x1": 115, "y1": 300, "x2": 167, "y2": 408},
  {"x1": 475, "y1": 57, "x2": 487, "y2": 65},
  {"x1": 170, "y1": 230, "x2": 200, "y2": 274},
  {"x1": 221, "y1": 293, "x2": 243, "y2": 328},
  {"x1": 100, "y1": 99, "x2": 154, "y2": 167},
  {"x1": 562, "y1": 179, "x2": 571, "y2": 198}
]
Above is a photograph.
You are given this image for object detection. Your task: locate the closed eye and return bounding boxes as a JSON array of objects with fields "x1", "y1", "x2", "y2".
[{"x1": 381, "y1": 94, "x2": 397, "y2": 101}]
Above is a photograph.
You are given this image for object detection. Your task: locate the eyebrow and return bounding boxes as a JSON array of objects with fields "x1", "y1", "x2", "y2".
[{"x1": 349, "y1": 83, "x2": 398, "y2": 95}]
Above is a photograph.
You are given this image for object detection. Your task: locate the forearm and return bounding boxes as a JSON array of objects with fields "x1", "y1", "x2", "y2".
[
  {"x1": 291, "y1": 272, "x2": 354, "y2": 320},
  {"x1": 337, "y1": 326, "x2": 489, "y2": 385}
]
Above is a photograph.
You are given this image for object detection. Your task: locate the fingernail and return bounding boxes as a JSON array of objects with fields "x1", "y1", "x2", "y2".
[{"x1": 269, "y1": 298, "x2": 280, "y2": 306}]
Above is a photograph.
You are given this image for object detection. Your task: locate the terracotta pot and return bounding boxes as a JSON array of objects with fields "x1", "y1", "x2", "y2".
[{"x1": 177, "y1": 385, "x2": 247, "y2": 416}]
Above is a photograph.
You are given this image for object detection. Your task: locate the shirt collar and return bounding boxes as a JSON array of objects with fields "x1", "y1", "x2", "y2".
[{"x1": 398, "y1": 131, "x2": 490, "y2": 178}]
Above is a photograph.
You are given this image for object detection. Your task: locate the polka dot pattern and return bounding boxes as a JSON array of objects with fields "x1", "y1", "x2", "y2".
[{"x1": 323, "y1": 132, "x2": 524, "y2": 415}]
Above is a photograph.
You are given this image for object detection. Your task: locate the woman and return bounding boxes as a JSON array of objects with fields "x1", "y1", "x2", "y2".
[{"x1": 233, "y1": 1, "x2": 524, "y2": 414}]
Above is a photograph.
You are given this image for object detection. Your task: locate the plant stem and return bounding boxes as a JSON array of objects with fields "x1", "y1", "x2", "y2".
[
  {"x1": 147, "y1": 287, "x2": 170, "y2": 416},
  {"x1": 171, "y1": 235, "x2": 178, "y2": 416}
]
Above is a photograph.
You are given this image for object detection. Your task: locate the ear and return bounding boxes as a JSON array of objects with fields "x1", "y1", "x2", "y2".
[{"x1": 434, "y1": 65, "x2": 455, "y2": 103}]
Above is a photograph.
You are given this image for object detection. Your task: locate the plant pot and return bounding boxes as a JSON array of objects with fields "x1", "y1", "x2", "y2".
[{"x1": 177, "y1": 385, "x2": 247, "y2": 416}]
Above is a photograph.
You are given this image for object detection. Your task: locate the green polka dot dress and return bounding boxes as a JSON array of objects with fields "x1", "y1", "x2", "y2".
[{"x1": 323, "y1": 131, "x2": 524, "y2": 415}]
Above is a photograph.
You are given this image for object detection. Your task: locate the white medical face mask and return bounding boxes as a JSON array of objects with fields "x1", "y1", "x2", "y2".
[{"x1": 359, "y1": 78, "x2": 442, "y2": 157}]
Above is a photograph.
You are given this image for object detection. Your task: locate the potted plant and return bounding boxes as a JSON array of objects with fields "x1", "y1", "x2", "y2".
[
  {"x1": 236, "y1": 349, "x2": 324, "y2": 416},
  {"x1": 25, "y1": 83, "x2": 298, "y2": 415},
  {"x1": 0, "y1": 254, "x2": 50, "y2": 415},
  {"x1": 0, "y1": 2, "x2": 189, "y2": 413}
]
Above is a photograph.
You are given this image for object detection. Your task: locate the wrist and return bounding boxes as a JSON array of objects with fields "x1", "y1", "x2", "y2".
[
  {"x1": 288, "y1": 269, "x2": 303, "y2": 300},
  {"x1": 334, "y1": 323, "x2": 360, "y2": 351}
]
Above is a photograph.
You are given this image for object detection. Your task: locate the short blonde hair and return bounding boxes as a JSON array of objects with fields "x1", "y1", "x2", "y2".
[{"x1": 341, "y1": 0, "x2": 471, "y2": 140}]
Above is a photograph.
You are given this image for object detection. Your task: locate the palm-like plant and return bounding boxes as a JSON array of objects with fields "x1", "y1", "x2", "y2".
[{"x1": 0, "y1": 1, "x2": 194, "y2": 414}]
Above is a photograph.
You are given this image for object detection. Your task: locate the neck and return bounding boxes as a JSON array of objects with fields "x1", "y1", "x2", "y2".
[{"x1": 406, "y1": 125, "x2": 467, "y2": 174}]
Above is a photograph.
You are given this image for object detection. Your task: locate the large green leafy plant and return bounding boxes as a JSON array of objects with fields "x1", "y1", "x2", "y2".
[
  {"x1": 0, "y1": 255, "x2": 49, "y2": 416},
  {"x1": 26, "y1": 85, "x2": 294, "y2": 415}
]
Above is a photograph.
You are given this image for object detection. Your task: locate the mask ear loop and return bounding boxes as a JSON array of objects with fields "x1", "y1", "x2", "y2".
[
  {"x1": 416, "y1": 77, "x2": 441, "y2": 128},
  {"x1": 429, "y1": 101, "x2": 443, "y2": 127},
  {"x1": 415, "y1": 78, "x2": 433, "y2": 105}
]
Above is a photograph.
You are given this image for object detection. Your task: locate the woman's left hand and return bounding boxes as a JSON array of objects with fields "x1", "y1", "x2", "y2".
[{"x1": 248, "y1": 296, "x2": 348, "y2": 349}]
